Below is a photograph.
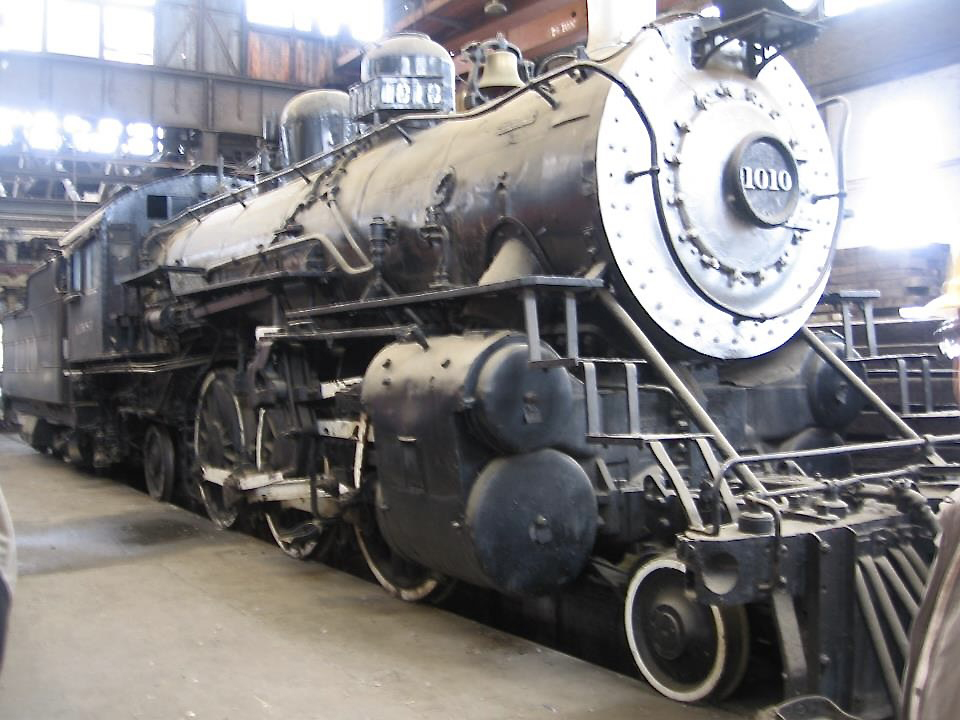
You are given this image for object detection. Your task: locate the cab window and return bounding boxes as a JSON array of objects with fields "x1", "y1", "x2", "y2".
[
  {"x1": 70, "y1": 252, "x2": 83, "y2": 292},
  {"x1": 83, "y1": 242, "x2": 99, "y2": 291}
]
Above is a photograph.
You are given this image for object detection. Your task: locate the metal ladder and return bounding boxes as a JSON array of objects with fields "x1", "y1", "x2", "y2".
[{"x1": 519, "y1": 285, "x2": 747, "y2": 533}]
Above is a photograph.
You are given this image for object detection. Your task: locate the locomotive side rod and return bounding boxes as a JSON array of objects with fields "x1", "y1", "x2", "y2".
[{"x1": 598, "y1": 290, "x2": 763, "y2": 494}]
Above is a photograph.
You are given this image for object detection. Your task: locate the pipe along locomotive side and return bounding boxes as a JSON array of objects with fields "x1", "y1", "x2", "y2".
[{"x1": 2, "y1": 7, "x2": 956, "y2": 717}]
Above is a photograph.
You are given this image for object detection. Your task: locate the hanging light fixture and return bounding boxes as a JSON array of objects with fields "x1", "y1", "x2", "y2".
[{"x1": 484, "y1": 1, "x2": 508, "y2": 17}]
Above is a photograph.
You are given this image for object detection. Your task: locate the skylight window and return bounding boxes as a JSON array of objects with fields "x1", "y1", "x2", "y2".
[
  {"x1": 1, "y1": 1, "x2": 155, "y2": 64},
  {"x1": 0, "y1": 107, "x2": 159, "y2": 156},
  {"x1": 0, "y1": 2, "x2": 44, "y2": 52},
  {"x1": 25, "y1": 112, "x2": 63, "y2": 151},
  {"x1": 103, "y1": 3, "x2": 155, "y2": 64},
  {"x1": 824, "y1": 0, "x2": 893, "y2": 17},
  {"x1": 47, "y1": 0, "x2": 102, "y2": 58},
  {"x1": 246, "y1": 0, "x2": 295, "y2": 29}
]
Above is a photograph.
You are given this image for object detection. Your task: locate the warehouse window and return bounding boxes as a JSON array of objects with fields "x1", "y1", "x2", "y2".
[
  {"x1": 146, "y1": 195, "x2": 170, "y2": 220},
  {"x1": 102, "y1": 1, "x2": 155, "y2": 64},
  {"x1": 0, "y1": 0, "x2": 154, "y2": 64},
  {"x1": 71, "y1": 252, "x2": 84, "y2": 292},
  {"x1": 246, "y1": 0, "x2": 384, "y2": 42},
  {"x1": 0, "y1": 109, "x2": 158, "y2": 156},
  {"x1": 0, "y1": 2, "x2": 43, "y2": 52},
  {"x1": 832, "y1": 64, "x2": 958, "y2": 250},
  {"x1": 84, "y1": 242, "x2": 99, "y2": 291},
  {"x1": 47, "y1": 0, "x2": 101, "y2": 58},
  {"x1": 24, "y1": 112, "x2": 62, "y2": 151}
]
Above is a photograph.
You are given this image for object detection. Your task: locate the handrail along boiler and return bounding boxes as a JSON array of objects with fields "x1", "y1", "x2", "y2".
[{"x1": 1, "y1": 8, "x2": 955, "y2": 718}]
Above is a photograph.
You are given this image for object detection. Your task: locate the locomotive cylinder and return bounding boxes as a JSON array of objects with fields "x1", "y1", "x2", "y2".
[{"x1": 362, "y1": 333, "x2": 597, "y2": 596}]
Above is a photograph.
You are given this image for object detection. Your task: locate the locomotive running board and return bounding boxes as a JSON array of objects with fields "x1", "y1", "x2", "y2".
[{"x1": 284, "y1": 275, "x2": 603, "y2": 319}]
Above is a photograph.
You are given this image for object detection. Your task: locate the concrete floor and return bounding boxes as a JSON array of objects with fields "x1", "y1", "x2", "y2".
[{"x1": 0, "y1": 433, "x2": 737, "y2": 720}]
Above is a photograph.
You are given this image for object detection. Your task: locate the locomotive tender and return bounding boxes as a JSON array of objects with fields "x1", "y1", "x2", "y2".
[{"x1": 3, "y1": 6, "x2": 956, "y2": 717}]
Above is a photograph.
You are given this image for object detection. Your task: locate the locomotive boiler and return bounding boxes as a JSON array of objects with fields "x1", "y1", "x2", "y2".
[{"x1": 3, "y1": 6, "x2": 957, "y2": 718}]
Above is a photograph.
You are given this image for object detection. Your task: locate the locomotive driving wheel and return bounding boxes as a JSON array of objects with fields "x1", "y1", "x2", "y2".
[
  {"x1": 257, "y1": 408, "x2": 334, "y2": 561},
  {"x1": 194, "y1": 369, "x2": 247, "y2": 529},
  {"x1": 354, "y1": 486, "x2": 444, "y2": 602},
  {"x1": 351, "y1": 416, "x2": 447, "y2": 602},
  {"x1": 143, "y1": 424, "x2": 176, "y2": 502},
  {"x1": 624, "y1": 554, "x2": 749, "y2": 702}
]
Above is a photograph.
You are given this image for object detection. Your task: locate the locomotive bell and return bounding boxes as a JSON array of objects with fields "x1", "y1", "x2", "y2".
[{"x1": 478, "y1": 49, "x2": 525, "y2": 92}]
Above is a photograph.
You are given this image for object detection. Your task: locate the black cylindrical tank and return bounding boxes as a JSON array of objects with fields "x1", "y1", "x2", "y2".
[
  {"x1": 362, "y1": 332, "x2": 597, "y2": 596},
  {"x1": 279, "y1": 90, "x2": 354, "y2": 167}
]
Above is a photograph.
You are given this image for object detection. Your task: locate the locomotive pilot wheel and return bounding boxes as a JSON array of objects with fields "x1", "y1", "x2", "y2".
[
  {"x1": 624, "y1": 555, "x2": 749, "y2": 702},
  {"x1": 143, "y1": 424, "x2": 176, "y2": 502},
  {"x1": 194, "y1": 369, "x2": 247, "y2": 530}
]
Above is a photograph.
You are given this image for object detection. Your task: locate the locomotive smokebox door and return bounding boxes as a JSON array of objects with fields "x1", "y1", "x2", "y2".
[
  {"x1": 597, "y1": 17, "x2": 838, "y2": 357},
  {"x1": 363, "y1": 333, "x2": 597, "y2": 596}
]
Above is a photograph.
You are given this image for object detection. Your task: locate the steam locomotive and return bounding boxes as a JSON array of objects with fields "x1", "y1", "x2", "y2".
[{"x1": 3, "y1": 6, "x2": 956, "y2": 718}]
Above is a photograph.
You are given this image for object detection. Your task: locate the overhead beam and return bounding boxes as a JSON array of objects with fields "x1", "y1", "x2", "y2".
[
  {"x1": 0, "y1": 50, "x2": 307, "y2": 138},
  {"x1": 0, "y1": 169, "x2": 176, "y2": 187},
  {"x1": 788, "y1": 0, "x2": 960, "y2": 96},
  {"x1": 0, "y1": 197, "x2": 98, "y2": 233},
  {"x1": 445, "y1": 0, "x2": 587, "y2": 73}
]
